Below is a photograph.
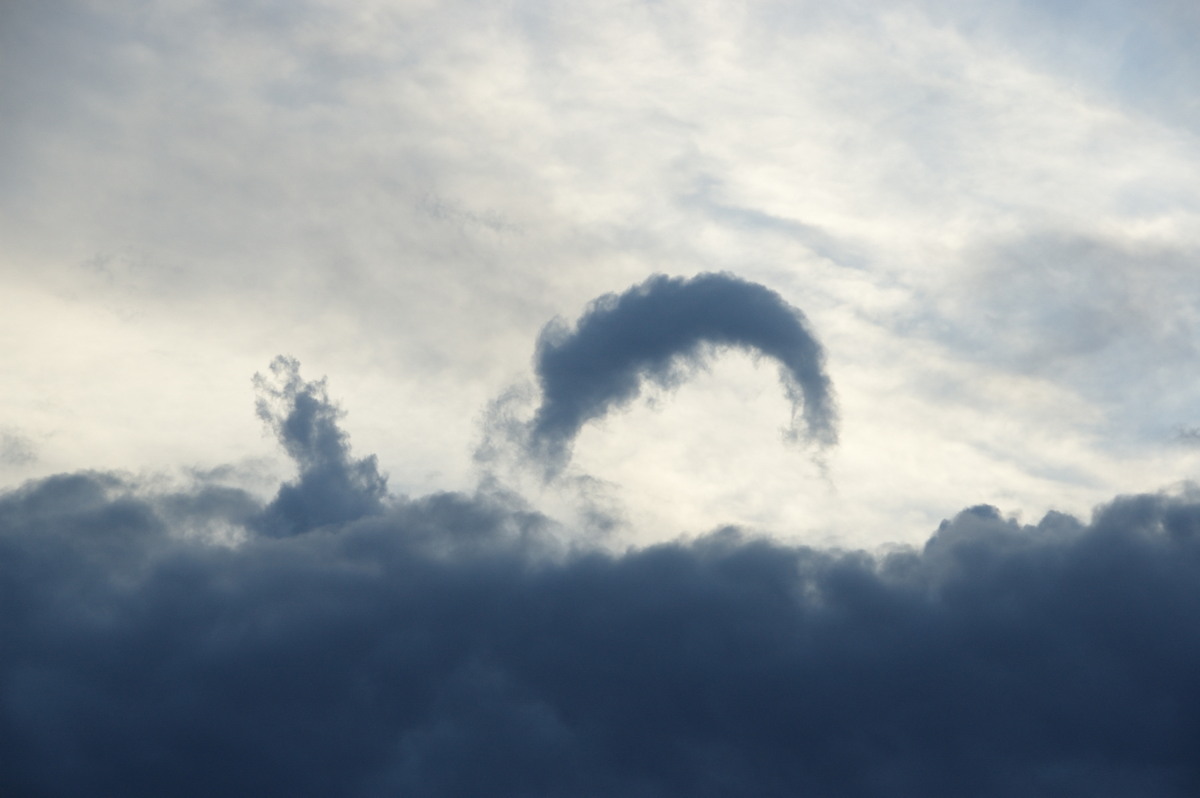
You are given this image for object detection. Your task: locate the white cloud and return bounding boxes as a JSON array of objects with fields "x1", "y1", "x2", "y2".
[{"x1": 4, "y1": 0, "x2": 1200, "y2": 546}]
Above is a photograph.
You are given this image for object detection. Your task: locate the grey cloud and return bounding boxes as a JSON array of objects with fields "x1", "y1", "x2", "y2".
[
  {"x1": 684, "y1": 177, "x2": 870, "y2": 270},
  {"x1": 4, "y1": 357, "x2": 1200, "y2": 795},
  {"x1": 960, "y1": 232, "x2": 1200, "y2": 371},
  {"x1": 925, "y1": 230, "x2": 1200, "y2": 439},
  {"x1": 252, "y1": 355, "x2": 388, "y2": 536},
  {"x1": 937, "y1": 0, "x2": 1200, "y2": 130},
  {"x1": 528, "y1": 273, "x2": 837, "y2": 472},
  {"x1": 0, "y1": 429, "x2": 36, "y2": 467}
]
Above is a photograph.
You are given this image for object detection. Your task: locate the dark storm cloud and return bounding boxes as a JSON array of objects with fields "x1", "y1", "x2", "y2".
[
  {"x1": 3, "y1": 359, "x2": 1200, "y2": 796},
  {"x1": 528, "y1": 273, "x2": 837, "y2": 471}
]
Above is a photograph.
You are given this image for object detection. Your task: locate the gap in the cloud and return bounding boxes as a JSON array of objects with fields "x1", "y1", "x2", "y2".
[{"x1": 566, "y1": 352, "x2": 829, "y2": 547}]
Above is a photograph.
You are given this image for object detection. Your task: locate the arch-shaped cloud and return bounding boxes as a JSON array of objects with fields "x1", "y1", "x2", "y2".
[{"x1": 529, "y1": 272, "x2": 837, "y2": 470}]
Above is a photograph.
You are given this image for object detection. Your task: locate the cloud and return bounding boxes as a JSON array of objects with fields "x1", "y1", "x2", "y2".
[
  {"x1": 252, "y1": 355, "x2": 388, "y2": 536},
  {"x1": 944, "y1": 231, "x2": 1200, "y2": 379},
  {"x1": 528, "y1": 272, "x2": 838, "y2": 472},
  {"x1": 0, "y1": 429, "x2": 36, "y2": 467},
  {"x1": 3, "y1": 357, "x2": 1200, "y2": 796}
]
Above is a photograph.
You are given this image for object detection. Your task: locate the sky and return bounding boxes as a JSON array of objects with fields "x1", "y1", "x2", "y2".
[{"x1": 4, "y1": 0, "x2": 1200, "y2": 794}]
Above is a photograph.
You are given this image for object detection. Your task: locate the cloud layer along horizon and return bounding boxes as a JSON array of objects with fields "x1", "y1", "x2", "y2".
[{"x1": 3, "y1": 357, "x2": 1199, "y2": 797}]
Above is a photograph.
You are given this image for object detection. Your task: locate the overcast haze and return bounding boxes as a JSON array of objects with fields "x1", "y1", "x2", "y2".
[
  {"x1": 6, "y1": 0, "x2": 1200, "y2": 541},
  {"x1": 4, "y1": 1, "x2": 1200, "y2": 794}
]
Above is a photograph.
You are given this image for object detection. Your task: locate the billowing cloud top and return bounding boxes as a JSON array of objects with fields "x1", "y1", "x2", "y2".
[
  {"x1": 529, "y1": 273, "x2": 837, "y2": 471},
  {"x1": 3, "y1": 351, "x2": 1200, "y2": 796}
]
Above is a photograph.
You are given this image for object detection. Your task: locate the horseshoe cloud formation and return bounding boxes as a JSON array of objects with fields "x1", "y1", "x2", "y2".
[
  {"x1": 4, "y1": 289, "x2": 1200, "y2": 796},
  {"x1": 528, "y1": 272, "x2": 837, "y2": 471}
]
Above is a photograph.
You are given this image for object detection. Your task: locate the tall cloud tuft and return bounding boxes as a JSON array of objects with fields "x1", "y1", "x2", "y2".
[
  {"x1": 528, "y1": 272, "x2": 837, "y2": 471},
  {"x1": 253, "y1": 356, "x2": 388, "y2": 535}
]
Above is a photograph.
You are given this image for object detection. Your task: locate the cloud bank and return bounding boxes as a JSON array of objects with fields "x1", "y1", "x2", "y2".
[
  {"x1": 529, "y1": 273, "x2": 837, "y2": 471},
  {"x1": 3, "y1": 354, "x2": 1200, "y2": 796}
]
